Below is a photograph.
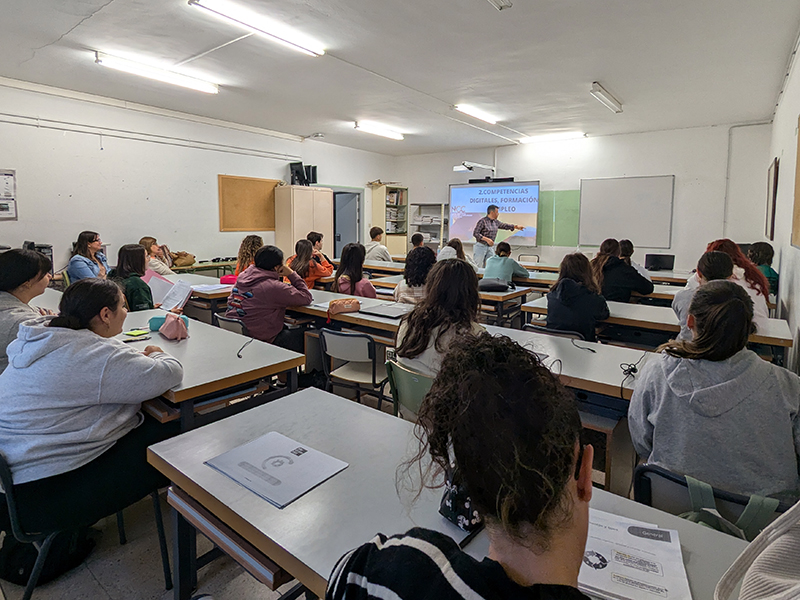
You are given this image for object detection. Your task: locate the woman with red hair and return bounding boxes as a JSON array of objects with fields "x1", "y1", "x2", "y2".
[{"x1": 686, "y1": 239, "x2": 769, "y2": 332}]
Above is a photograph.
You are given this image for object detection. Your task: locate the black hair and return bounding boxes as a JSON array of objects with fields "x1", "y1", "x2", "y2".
[
  {"x1": 495, "y1": 241, "x2": 512, "y2": 257},
  {"x1": 115, "y1": 244, "x2": 147, "y2": 279},
  {"x1": 696, "y1": 251, "x2": 733, "y2": 282},
  {"x1": 332, "y1": 243, "x2": 366, "y2": 293},
  {"x1": 307, "y1": 231, "x2": 323, "y2": 246},
  {"x1": 748, "y1": 242, "x2": 775, "y2": 267},
  {"x1": 254, "y1": 245, "x2": 284, "y2": 271},
  {"x1": 72, "y1": 231, "x2": 100, "y2": 261},
  {"x1": 403, "y1": 246, "x2": 437, "y2": 286},
  {"x1": 410, "y1": 233, "x2": 424, "y2": 247},
  {"x1": 486, "y1": 204, "x2": 499, "y2": 214},
  {"x1": 370, "y1": 226, "x2": 384, "y2": 240},
  {"x1": 50, "y1": 278, "x2": 122, "y2": 330},
  {"x1": 0, "y1": 249, "x2": 52, "y2": 292}
]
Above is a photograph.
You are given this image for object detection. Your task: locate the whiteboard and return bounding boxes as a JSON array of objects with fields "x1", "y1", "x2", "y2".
[{"x1": 579, "y1": 175, "x2": 674, "y2": 248}]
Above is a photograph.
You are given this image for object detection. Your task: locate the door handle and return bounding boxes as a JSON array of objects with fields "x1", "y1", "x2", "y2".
[{"x1": 336, "y1": 234, "x2": 342, "y2": 241}]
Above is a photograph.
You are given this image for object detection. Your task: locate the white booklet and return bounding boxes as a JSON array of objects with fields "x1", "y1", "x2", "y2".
[
  {"x1": 160, "y1": 280, "x2": 193, "y2": 311},
  {"x1": 205, "y1": 432, "x2": 348, "y2": 508},
  {"x1": 143, "y1": 270, "x2": 174, "y2": 305},
  {"x1": 579, "y1": 509, "x2": 692, "y2": 600}
]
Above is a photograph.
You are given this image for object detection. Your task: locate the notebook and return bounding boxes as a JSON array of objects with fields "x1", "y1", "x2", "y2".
[{"x1": 359, "y1": 302, "x2": 414, "y2": 319}]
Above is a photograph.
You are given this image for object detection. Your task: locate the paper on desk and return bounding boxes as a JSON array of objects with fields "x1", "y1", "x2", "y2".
[
  {"x1": 578, "y1": 509, "x2": 692, "y2": 600},
  {"x1": 205, "y1": 432, "x2": 348, "y2": 509},
  {"x1": 191, "y1": 284, "x2": 232, "y2": 293},
  {"x1": 160, "y1": 280, "x2": 193, "y2": 311}
]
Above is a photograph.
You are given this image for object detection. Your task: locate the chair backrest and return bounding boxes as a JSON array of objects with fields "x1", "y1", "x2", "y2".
[
  {"x1": 319, "y1": 329, "x2": 374, "y2": 363},
  {"x1": 634, "y1": 464, "x2": 789, "y2": 528},
  {"x1": 213, "y1": 313, "x2": 249, "y2": 336},
  {"x1": 523, "y1": 323, "x2": 585, "y2": 341},
  {"x1": 518, "y1": 253, "x2": 540, "y2": 262},
  {"x1": 62, "y1": 270, "x2": 71, "y2": 288},
  {"x1": 385, "y1": 359, "x2": 434, "y2": 417},
  {"x1": 0, "y1": 451, "x2": 39, "y2": 543}
]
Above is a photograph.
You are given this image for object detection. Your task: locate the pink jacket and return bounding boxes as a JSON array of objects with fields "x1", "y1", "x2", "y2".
[
  {"x1": 335, "y1": 276, "x2": 377, "y2": 298},
  {"x1": 226, "y1": 266, "x2": 312, "y2": 343}
]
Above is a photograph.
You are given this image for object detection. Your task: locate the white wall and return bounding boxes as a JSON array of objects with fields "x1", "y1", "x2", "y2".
[
  {"x1": 0, "y1": 83, "x2": 395, "y2": 268},
  {"x1": 397, "y1": 124, "x2": 771, "y2": 270},
  {"x1": 769, "y1": 39, "x2": 800, "y2": 370}
]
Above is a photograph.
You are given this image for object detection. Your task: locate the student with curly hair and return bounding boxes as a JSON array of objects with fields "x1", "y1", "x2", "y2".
[
  {"x1": 394, "y1": 246, "x2": 437, "y2": 304},
  {"x1": 327, "y1": 333, "x2": 594, "y2": 600},
  {"x1": 234, "y1": 235, "x2": 264, "y2": 277},
  {"x1": 395, "y1": 259, "x2": 483, "y2": 377},
  {"x1": 630, "y1": 280, "x2": 800, "y2": 498}
]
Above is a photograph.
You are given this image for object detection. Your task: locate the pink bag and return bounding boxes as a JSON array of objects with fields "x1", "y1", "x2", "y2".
[
  {"x1": 220, "y1": 274, "x2": 236, "y2": 284},
  {"x1": 159, "y1": 312, "x2": 189, "y2": 340}
]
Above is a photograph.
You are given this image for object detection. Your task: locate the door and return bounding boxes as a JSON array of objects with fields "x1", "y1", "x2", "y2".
[{"x1": 333, "y1": 192, "x2": 360, "y2": 258}]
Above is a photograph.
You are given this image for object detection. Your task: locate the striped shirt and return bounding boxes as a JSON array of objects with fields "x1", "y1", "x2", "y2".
[
  {"x1": 326, "y1": 528, "x2": 590, "y2": 600},
  {"x1": 473, "y1": 216, "x2": 516, "y2": 244}
]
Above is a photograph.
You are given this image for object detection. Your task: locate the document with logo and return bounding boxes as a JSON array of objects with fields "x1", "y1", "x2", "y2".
[
  {"x1": 578, "y1": 509, "x2": 692, "y2": 600},
  {"x1": 205, "y1": 432, "x2": 348, "y2": 508}
]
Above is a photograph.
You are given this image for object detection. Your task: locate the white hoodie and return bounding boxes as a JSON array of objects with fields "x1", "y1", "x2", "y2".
[
  {"x1": 364, "y1": 240, "x2": 392, "y2": 262},
  {"x1": 0, "y1": 317, "x2": 183, "y2": 484},
  {"x1": 685, "y1": 266, "x2": 769, "y2": 332}
]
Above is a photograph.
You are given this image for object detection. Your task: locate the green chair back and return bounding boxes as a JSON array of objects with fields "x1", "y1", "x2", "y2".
[{"x1": 385, "y1": 359, "x2": 434, "y2": 417}]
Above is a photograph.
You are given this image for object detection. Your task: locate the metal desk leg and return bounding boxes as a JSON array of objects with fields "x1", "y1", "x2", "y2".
[
  {"x1": 172, "y1": 509, "x2": 197, "y2": 600},
  {"x1": 209, "y1": 297, "x2": 218, "y2": 315},
  {"x1": 288, "y1": 367, "x2": 298, "y2": 392},
  {"x1": 180, "y1": 401, "x2": 195, "y2": 431}
]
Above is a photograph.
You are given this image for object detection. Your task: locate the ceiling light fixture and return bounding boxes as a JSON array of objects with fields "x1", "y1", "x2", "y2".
[
  {"x1": 590, "y1": 82, "x2": 622, "y2": 113},
  {"x1": 485, "y1": 0, "x2": 513, "y2": 9},
  {"x1": 520, "y1": 131, "x2": 587, "y2": 143},
  {"x1": 354, "y1": 121, "x2": 404, "y2": 141},
  {"x1": 94, "y1": 52, "x2": 219, "y2": 93},
  {"x1": 454, "y1": 104, "x2": 498, "y2": 125},
  {"x1": 188, "y1": 0, "x2": 325, "y2": 57},
  {"x1": 453, "y1": 161, "x2": 495, "y2": 172}
]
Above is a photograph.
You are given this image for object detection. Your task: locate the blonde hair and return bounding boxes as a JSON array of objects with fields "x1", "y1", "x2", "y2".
[
  {"x1": 237, "y1": 235, "x2": 263, "y2": 271},
  {"x1": 138, "y1": 236, "x2": 158, "y2": 256}
]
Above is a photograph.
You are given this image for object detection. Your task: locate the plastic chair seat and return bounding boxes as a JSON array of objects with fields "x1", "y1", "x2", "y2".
[{"x1": 331, "y1": 362, "x2": 385, "y2": 386}]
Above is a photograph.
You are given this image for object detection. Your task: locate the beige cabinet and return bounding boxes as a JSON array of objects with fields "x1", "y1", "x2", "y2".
[
  {"x1": 370, "y1": 185, "x2": 408, "y2": 255},
  {"x1": 275, "y1": 186, "x2": 333, "y2": 257}
]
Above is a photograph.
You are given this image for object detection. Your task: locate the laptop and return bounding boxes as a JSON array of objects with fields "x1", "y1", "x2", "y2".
[
  {"x1": 644, "y1": 254, "x2": 675, "y2": 271},
  {"x1": 359, "y1": 302, "x2": 414, "y2": 319}
]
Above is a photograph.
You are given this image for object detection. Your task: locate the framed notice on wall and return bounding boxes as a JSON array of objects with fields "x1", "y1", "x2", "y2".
[
  {"x1": 0, "y1": 169, "x2": 17, "y2": 221},
  {"x1": 766, "y1": 158, "x2": 779, "y2": 241}
]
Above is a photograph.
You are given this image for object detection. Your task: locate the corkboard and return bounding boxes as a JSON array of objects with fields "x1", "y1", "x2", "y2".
[
  {"x1": 792, "y1": 115, "x2": 800, "y2": 248},
  {"x1": 218, "y1": 175, "x2": 280, "y2": 232}
]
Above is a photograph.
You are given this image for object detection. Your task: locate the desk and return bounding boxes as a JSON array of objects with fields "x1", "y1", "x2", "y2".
[
  {"x1": 522, "y1": 297, "x2": 793, "y2": 359},
  {"x1": 289, "y1": 290, "x2": 404, "y2": 334},
  {"x1": 165, "y1": 274, "x2": 232, "y2": 315},
  {"x1": 124, "y1": 309, "x2": 304, "y2": 429},
  {"x1": 171, "y1": 260, "x2": 236, "y2": 276},
  {"x1": 149, "y1": 388, "x2": 748, "y2": 600},
  {"x1": 330, "y1": 258, "x2": 405, "y2": 275},
  {"x1": 632, "y1": 283, "x2": 680, "y2": 301},
  {"x1": 516, "y1": 263, "x2": 693, "y2": 285}
]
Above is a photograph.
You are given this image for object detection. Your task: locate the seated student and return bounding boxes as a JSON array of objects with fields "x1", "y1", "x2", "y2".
[
  {"x1": 591, "y1": 238, "x2": 654, "y2": 302},
  {"x1": 138, "y1": 236, "x2": 174, "y2": 276},
  {"x1": 110, "y1": 244, "x2": 156, "y2": 311},
  {"x1": 234, "y1": 235, "x2": 264, "y2": 277},
  {"x1": 685, "y1": 239, "x2": 770, "y2": 332},
  {"x1": 0, "y1": 278, "x2": 183, "y2": 533},
  {"x1": 436, "y1": 238, "x2": 478, "y2": 272},
  {"x1": 672, "y1": 251, "x2": 733, "y2": 340},
  {"x1": 331, "y1": 243, "x2": 377, "y2": 298},
  {"x1": 327, "y1": 333, "x2": 594, "y2": 600},
  {"x1": 0, "y1": 249, "x2": 53, "y2": 373},
  {"x1": 226, "y1": 245, "x2": 312, "y2": 351},
  {"x1": 748, "y1": 241, "x2": 779, "y2": 296},
  {"x1": 546, "y1": 253, "x2": 609, "y2": 342},
  {"x1": 307, "y1": 231, "x2": 332, "y2": 264},
  {"x1": 619, "y1": 238, "x2": 652, "y2": 282},
  {"x1": 629, "y1": 280, "x2": 800, "y2": 498},
  {"x1": 66, "y1": 231, "x2": 109, "y2": 282},
  {"x1": 364, "y1": 227, "x2": 392, "y2": 262},
  {"x1": 394, "y1": 246, "x2": 437, "y2": 304},
  {"x1": 395, "y1": 259, "x2": 484, "y2": 377},
  {"x1": 287, "y1": 239, "x2": 334, "y2": 289},
  {"x1": 410, "y1": 233, "x2": 424, "y2": 249},
  {"x1": 482, "y1": 241, "x2": 528, "y2": 283}
]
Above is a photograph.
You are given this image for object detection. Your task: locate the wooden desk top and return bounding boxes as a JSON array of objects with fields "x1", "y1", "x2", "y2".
[
  {"x1": 172, "y1": 260, "x2": 237, "y2": 272},
  {"x1": 149, "y1": 388, "x2": 747, "y2": 600},
  {"x1": 122, "y1": 309, "x2": 304, "y2": 403},
  {"x1": 523, "y1": 297, "x2": 793, "y2": 347}
]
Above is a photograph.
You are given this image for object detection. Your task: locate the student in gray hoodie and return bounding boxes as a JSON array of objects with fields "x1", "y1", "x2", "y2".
[
  {"x1": 671, "y1": 251, "x2": 733, "y2": 341},
  {"x1": 0, "y1": 278, "x2": 183, "y2": 531},
  {"x1": 629, "y1": 280, "x2": 800, "y2": 499}
]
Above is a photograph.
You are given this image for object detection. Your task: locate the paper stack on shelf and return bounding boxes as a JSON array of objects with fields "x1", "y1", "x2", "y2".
[{"x1": 578, "y1": 509, "x2": 692, "y2": 600}]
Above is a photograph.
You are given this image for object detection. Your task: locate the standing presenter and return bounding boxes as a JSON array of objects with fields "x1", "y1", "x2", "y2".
[{"x1": 472, "y1": 204, "x2": 524, "y2": 267}]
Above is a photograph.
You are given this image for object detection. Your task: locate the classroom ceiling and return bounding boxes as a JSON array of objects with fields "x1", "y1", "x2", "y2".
[{"x1": 1, "y1": 0, "x2": 799, "y2": 156}]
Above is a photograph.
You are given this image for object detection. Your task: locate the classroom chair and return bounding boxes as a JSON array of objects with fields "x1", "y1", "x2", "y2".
[
  {"x1": 0, "y1": 452, "x2": 172, "y2": 599},
  {"x1": 633, "y1": 464, "x2": 791, "y2": 541},
  {"x1": 318, "y1": 329, "x2": 389, "y2": 410},
  {"x1": 518, "y1": 253, "x2": 540, "y2": 263},
  {"x1": 523, "y1": 322, "x2": 586, "y2": 341},
  {"x1": 212, "y1": 313, "x2": 250, "y2": 337},
  {"x1": 385, "y1": 359, "x2": 433, "y2": 418},
  {"x1": 61, "y1": 270, "x2": 70, "y2": 288}
]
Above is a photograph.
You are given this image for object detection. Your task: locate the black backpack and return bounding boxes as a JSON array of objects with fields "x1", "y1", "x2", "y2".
[{"x1": 0, "y1": 527, "x2": 95, "y2": 586}]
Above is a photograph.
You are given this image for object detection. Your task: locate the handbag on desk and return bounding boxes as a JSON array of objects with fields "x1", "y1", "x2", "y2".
[
  {"x1": 326, "y1": 298, "x2": 361, "y2": 323},
  {"x1": 478, "y1": 277, "x2": 509, "y2": 292},
  {"x1": 159, "y1": 312, "x2": 190, "y2": 340}
]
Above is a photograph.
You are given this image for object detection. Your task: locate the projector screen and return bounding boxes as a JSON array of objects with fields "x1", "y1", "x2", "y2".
[{"x1": 449, "y1": 181, "x2": 539, "y2": 246}]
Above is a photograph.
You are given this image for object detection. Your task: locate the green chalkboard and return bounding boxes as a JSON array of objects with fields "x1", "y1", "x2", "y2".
[{"x1": 538, "y1": 190, "x2": 579, "y2": 247}]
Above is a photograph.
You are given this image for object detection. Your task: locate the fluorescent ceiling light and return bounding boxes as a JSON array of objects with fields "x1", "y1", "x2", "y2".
[
  {"x1": 188, "y1": 0, "x2": 325, "y2": 57},
  {"x1": 94, "y1": 52, "x2": 219, "y2": 94},
  {"x1": 590, "y1": 82, "x2": 622, "y2": 113},
  {"x1": 454, "y1": 104, "x2": 498, "y2": 125},
  {"x1": 354, "y1": 121, "x2": 404, "y2": 141},
  {"x1": 453, "y1": 161, "x2": 495, "y2": 172},
  {"x1": 520, "y1": 131, "x2": 586, "y2": 143},
  {"x1": 486, "y1": 0, "x2": 513, "y2": 9}
]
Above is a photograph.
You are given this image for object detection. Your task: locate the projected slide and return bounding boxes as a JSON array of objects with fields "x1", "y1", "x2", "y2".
[{"x1": 449, "y1": 182, "x2": 539, "y2": 246}]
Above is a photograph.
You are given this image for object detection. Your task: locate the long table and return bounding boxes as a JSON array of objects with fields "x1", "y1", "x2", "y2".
[
  {"x1": 148, "y1": 388, "x2": 748, "y2": 600},
  {"x1": 171, "y1": 260, "x2": 236, "y2": 276}
]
